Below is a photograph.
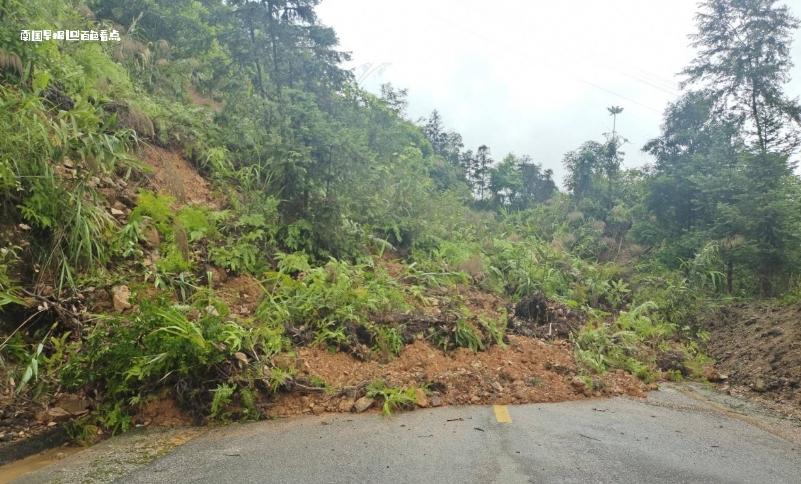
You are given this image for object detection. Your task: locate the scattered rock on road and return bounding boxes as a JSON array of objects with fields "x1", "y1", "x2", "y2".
[
  {"x1": 414, "y1": 388, "x2": 429, "y2": 408},
  {"x1": 353, "y1": 397, "x2": 374, "y2": 413}
]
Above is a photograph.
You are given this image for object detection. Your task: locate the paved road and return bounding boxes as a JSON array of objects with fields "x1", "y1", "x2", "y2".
[{"x1": 18, "y1": 385, "x2": 801, "y2": 483}]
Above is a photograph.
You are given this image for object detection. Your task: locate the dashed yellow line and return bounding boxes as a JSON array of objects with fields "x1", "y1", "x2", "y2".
[{"x1": 493, "y1": 405, "x2": 512, "y2": 423}]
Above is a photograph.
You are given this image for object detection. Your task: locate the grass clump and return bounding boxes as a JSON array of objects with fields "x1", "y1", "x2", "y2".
[
  {"x1": 572, "y1": 301, "x2": 707, "y2": 383},
  {"x1": 257, "y1": 253, "x2": 412, "y2": 350},
  {"x1": 366, "y1": 379, "x2": 420, "y2": 415},
  {"x1": 59, "y1": 297, "x2": 288, "y2": 432}
]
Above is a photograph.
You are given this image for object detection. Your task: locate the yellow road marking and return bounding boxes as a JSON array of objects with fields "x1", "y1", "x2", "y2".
[{"x1": 493, "y1": 405, "x2": 512, "y2": 423}]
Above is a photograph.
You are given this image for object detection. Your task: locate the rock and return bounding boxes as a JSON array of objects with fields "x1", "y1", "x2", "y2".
[
  {"x1": 753, "y1": 377, "x2": 767, "y2": 392},
  {"x1": 111, "y1": 285, "x2": 132, "y2": 312},
  {"x1": 470, "y1": 395, "x2": 480, "y2": 403},
  {"x1": 338, "y1": 399, "x2": 355, "y2": 413},
  {"x1": 414, "y1": 388, "x2": 429, "y2": 408},
  {"x1": 492, "y1": 382, "x2": 504, "y2": 393},
  {"x1": 143, "y1": 226, "x2": 161, "y2": 248},
  {"x1": 353, "y1": 396, "x2": 375, "y2": 413},
  {"x1": 571, "y1": 376, "x2": 587, "y2": 391},
  {"x1": 703, "y1": 366, "x2": 727, "y2": 382},
  {"x1": 56, "y1": 394, "x2": 90, "y2": 415},
  {"x1": 658, "y1": 351, "x2": 689, "y2": 376},
  {"x1": 430, "y1": 395, "x2": 443, "y2": 407},
  {"x1": 110, "y1": 207, "x2": 125, "y2": 217},
  {"x1": 46, "y1": 407, "x2": 72, "y2": 422},
  {"x1": 234, "y1": 352, "x2": 249, "y2": 365}
]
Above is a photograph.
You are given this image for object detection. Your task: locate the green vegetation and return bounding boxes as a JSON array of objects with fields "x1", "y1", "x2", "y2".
[
  {"x1": 366, "y1": 380, "x2": 420, "y2": 415},
  {"x1": 1, "y1": 0, "x2": 800, "y2": 434}
]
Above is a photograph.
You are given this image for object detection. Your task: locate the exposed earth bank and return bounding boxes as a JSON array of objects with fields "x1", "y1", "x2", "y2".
[{"x1": 704, "y1": 302, "x2": 801, "y2": 418}]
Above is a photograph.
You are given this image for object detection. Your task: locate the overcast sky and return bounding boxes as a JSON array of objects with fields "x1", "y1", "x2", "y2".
[{"x1": 317, "y1": 0, "x2": 801, "y2": 184}]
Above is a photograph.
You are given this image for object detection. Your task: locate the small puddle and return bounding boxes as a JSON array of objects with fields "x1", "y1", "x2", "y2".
[{"x1": 0, "y1": 446, "x2": 82, "y2": 482}]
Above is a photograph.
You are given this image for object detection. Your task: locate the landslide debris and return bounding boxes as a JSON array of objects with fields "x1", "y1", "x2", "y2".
[
  {"x1": 263, "y1": 336, "x2": 645, "y2": 418},
  {"x1": 705, "y1": 303, "x2": 801, "y2": 418}
]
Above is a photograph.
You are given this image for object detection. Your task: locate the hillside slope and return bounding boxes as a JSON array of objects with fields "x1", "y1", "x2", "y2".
[
  {"x1": 706, "y1": 303, "x2": 801, "y2": 418},
  {"x1": 0, "y1": 0, "x2": 739, "y2": 459}
]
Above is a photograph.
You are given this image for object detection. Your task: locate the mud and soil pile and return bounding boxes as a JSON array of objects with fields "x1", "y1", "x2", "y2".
[
  {"x1": 705, "y1": 302, "x2": 801, "y2": 418},
  {"x1": 264, "y1": 336, "x2": 645, "y2": 418},
  {"x1": 508, "y1": 292, "x2": 586, "y2": 339}
]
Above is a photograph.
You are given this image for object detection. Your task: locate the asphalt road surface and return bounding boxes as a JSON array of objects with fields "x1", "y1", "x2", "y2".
[{"x1": 16, "y1": 385, "x2": 801, "y2": 483}]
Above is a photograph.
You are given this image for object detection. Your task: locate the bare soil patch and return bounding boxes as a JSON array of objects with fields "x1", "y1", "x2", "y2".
[
  {"x1": 263, "y1": 336, "x2": 645, "y2": 418},
  {"x1": 135, "y1": 396, "x2": 192, "y2": 427},
  {"x1": 138, "y1": 144, "x2": 218, "y2": 207},
  {"x1": 705, "y1": 303, "x2": 801, "y2": 418},
  {"x1": 216, "y1": 274, "x2": 263, "y2": 317},
  {"x1": 186, "y1": 84, "x2": 223, "y2": 113}
]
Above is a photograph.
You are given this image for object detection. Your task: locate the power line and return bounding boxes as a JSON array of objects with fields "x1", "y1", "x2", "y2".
[{"x1": 425, "y1": 9, "x2": 673, "y2": 114}]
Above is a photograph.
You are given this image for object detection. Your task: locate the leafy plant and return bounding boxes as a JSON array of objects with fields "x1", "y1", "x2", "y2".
[
  {"x1": 454, "y1": 318, "x2": 484, "y2": 352},
  {"x1": 366, "y1": 380, "x2": 419, "y2": 415},
  {"x1": 210, "y1": 383, "x2": 236, "y2": 420}
]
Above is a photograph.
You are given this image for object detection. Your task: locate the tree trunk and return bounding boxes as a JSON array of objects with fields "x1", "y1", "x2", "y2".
[
  {"x1": 750, "y1": 78, "x2": 767, "y2": 156},
  {"x1": 248, "y1": 20, "x2": 266, "y2": 98},
  {"x1": 266, "y1": 0, "x2": 281, "y2": 91},
  {"x1": 726, "y1": 259, "x2": 733, "y2": 294}
]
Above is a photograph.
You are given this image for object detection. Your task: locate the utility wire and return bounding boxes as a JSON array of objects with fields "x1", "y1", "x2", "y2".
[{"x1": 426, "y1": 9, "x2": 674, "y2": 114}]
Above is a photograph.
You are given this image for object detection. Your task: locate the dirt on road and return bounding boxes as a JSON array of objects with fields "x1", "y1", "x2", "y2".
[{"x1": 265, "y1": 336, "x2": 646, "y2": 418}]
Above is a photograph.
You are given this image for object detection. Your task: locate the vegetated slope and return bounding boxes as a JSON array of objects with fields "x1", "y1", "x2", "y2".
[
  {"x1": 705, "y1": 303, "x2": 801, "y2": 418},
  {"x1": 0, "y1": 0, "x2": 761, "y2": 454},
  {"x1": 0, "y1": 141, "x2": 649, "y2": 449}
]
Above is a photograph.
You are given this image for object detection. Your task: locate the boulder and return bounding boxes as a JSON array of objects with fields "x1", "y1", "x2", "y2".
[
  {"x1": 353, "y1": 396, "x2": 375, "y2": 413},
  {"x1": 111, "y1": 285, "x2": 132, "y2": 312}
]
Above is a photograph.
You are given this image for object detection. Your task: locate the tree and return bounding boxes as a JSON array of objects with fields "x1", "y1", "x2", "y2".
[
  {"x1": 380, "y1": 83, "x2": 408, "y2": 117},
  {"x1": 563, "y1": 140, "x2": 620, "y2": 201},
  {"x1": 682, "y1": 0, "x2": 801, "y2": 155},
  {"x1": 518, "y1": 157, "x2": 556, "y2": 205},
  {"x1": 607, "y1": 105, "x2": 623, "y2": 139},
  {"x1": 643, "y1": 91, "x2": 741, "y2": 236},
  {"x1": 489, "y1": 154, "x2": 555, "y2": 210},
  {"x1": 677, "y1": 0, "x2": 801, "y2": 294},
  {"x1": 421, "y1": 110, "x2": 464, "y2": 168},
  {"x1": 472, "y1": 145, "x2": 493, "y2": 200}
]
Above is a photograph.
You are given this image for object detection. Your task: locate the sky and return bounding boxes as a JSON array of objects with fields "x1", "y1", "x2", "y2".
[{"x1": 317, "y1": 0, "x2": 801, "y2": 184}]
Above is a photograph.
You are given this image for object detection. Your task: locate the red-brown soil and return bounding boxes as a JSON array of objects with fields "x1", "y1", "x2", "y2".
[
  {"x1": 263, "y1": 336, "x2": 646, "y2": 418},
  {"x1": 139, "y1": 144, "x2": 218, "y2": 207},
  {"x1": 136, "y1": 396, "x2": 193, "y2": 427},
  {"x1": 216, "y1": 274, "x2": 264, "y2": 317}
]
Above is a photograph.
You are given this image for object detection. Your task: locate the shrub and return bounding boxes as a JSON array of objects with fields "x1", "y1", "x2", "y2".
[
  {"x1": 257, "y1": 253, "x2": 411, "y2": 350},
  {"x1": 572, "y1": 301, "x2": 698, "y2": 383},
  {"x1": 366, "y1": 380, "x2": 419, "y2": 415}
]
